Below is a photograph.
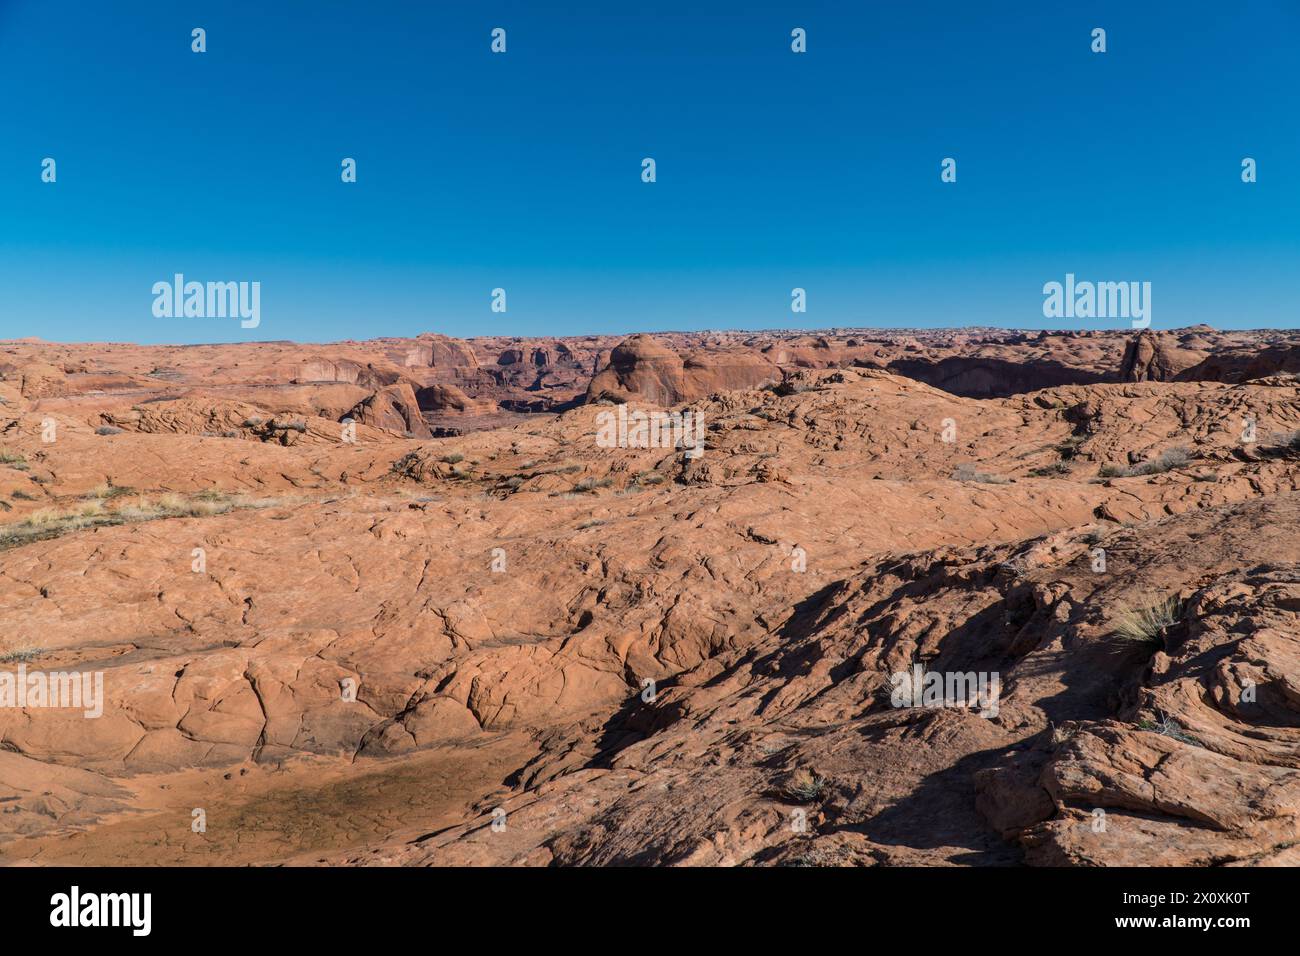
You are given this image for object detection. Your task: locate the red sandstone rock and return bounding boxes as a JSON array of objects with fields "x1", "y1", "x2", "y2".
[{"x1": 2, "y1": 329, "x2": 1299, "y2": 867}]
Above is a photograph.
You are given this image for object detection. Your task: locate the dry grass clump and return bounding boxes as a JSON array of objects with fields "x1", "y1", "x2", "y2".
[
  {"x1": 0, "y1": 490, "x2": 287, "y2": 550},
  {"x1": 1137, "y1": 710, "x2": 1201, "y2": 746},
  {"x1": 1029, "y1": 461, "x2": 1072, "y2": 477},
  {"x1": 269, "y1": 418, "x2": 308, "y2": 433},
  {"x1": 1111, "y1": 594, "x2": 1183, "y2": 646},
  {"x1": 85, "y1": 482, "x2": 134, "y2": 500},
  {"x1": 952, "y1": 463, "x2": 1010, "y2": 484},
  {"x1": 1100, "y1": 446, "x2": 1192, "y2": 478},
  {"x1": 784, "y1": 768, "x2": 829, "y2": 802},
  {"x1": 570, "y1": 476, "x2": 614, "y2": 494}
]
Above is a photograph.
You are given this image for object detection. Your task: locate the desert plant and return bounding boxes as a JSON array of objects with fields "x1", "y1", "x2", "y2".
[
  {"x1": 1054, "y1": 435, "x2": 1086, "y2": 459},
  {"x1": 1029, "y1": 462, "x2": 1072, "y2": 477},
  {"x1": 95, "y1": 425, "x2": 124, "y2": 436},
  {"x1": 0, "y1": 647, "x2": 39, "y2": 663},
  {"x1": 86, "y1": 482, "x2": 134, "y2": 500},
  {"x1": 1102, "y1": 446, "x2": 1193, "y2": 478},
  {"x1": 1111, "y1": 594, "x2": 1182, "y2": 645},
  {"x1": 1140, "y1": 446, "x2": 1190, "y2": 473},
  {"x1": 1049, "y1": 721, "x2": 1078, "y2": 747},
  {"x1": 784, "y1": 769, "x2": 829, "y2": 802},
  {"x1": 440, "y1": 453, "x2": 464, "y2": 464},
  {"x1": 0, "y1": 491, "x2": 280, "y2": 551},
  {"x1": 1137, "y1": 710, "x2": 1200, "y2": 746},
  {"x1": 0, "y1": 450, "x2": 25, "y2": 465},
  {"x1": 952, "y1": 463, "x2": 1009, "y2": 484}
]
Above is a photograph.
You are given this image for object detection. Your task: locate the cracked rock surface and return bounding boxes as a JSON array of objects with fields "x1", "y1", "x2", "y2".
[{"x1": 2, "y1": 335, "x2": 1298, "y2": 866}]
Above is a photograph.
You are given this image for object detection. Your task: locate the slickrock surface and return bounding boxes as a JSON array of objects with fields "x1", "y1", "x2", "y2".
[{"x1": 1, "y1": 328, "x2": 1298, "y2": 866}]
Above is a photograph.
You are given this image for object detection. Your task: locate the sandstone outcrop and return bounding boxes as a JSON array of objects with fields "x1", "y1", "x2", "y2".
[
  {"x1": 2, "y1": 331, "x2": 1299, "y2": 866},
  {"x1": 1119, "y1": 329, "x2": 1204, "y2": 382},
  {"x1": 346, "y1": 382, "x2": 433, "y2": 437},
  {"x1": 586, "y1": 334, "x2": 781, "y2": 405}
]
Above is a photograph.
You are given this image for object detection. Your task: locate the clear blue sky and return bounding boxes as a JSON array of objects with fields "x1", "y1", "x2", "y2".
[{"x1": 2, "y1": 0, "x2": 1297, "y2": 344}]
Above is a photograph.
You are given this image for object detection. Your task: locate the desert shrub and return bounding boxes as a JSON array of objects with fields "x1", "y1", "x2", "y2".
[
  {"x1": 784, "y1": 769, "x2": 828, "y2": 802},
  {"x1": 1102, "y1": 447, "x2": 1193, "y2": 478},
  {"x1": 1029, "y1": 462, "x2": 1072, "y2": 477},
  {"x1": 0, "y1": 647, "x2": 39, "y2": 663},
  {"x1": 0, "y1": 450, "x2": 25, "y2": 465},
  {"x1": 86, "y1": 483, "x2": 134, "y2": 500},
  {"x1": 1140, "y1": 446, "x2": 1191, "y2": 473},
  {"x1": 952, "y1": 463, "x2": 1009, "y2": 484},
  {"x1": 440, "y1": 454, "x2": 464, "y2": 464},
  {"x1": 1137, "y1": 711, "x2": 1200, "y2": 746},
  {"x1": 1053, "y1": 436, "x2": 1086, "y2": 459},
  {"x1": 95, "y1": 425, "x2": 124, "y2": 436},
  {"x1": 1112, "y1": 594, "x2": 1182, "y2": 645}
]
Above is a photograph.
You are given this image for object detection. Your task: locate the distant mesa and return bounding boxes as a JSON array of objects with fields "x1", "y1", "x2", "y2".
[{"x1": 586, "y1": 334, "x2": 781, "y2": 406}]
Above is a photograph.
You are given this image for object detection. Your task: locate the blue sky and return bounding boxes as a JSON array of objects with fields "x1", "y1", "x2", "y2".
[{"x1": 1, "y1": 0, "x2": 1297, "y2": 344}]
